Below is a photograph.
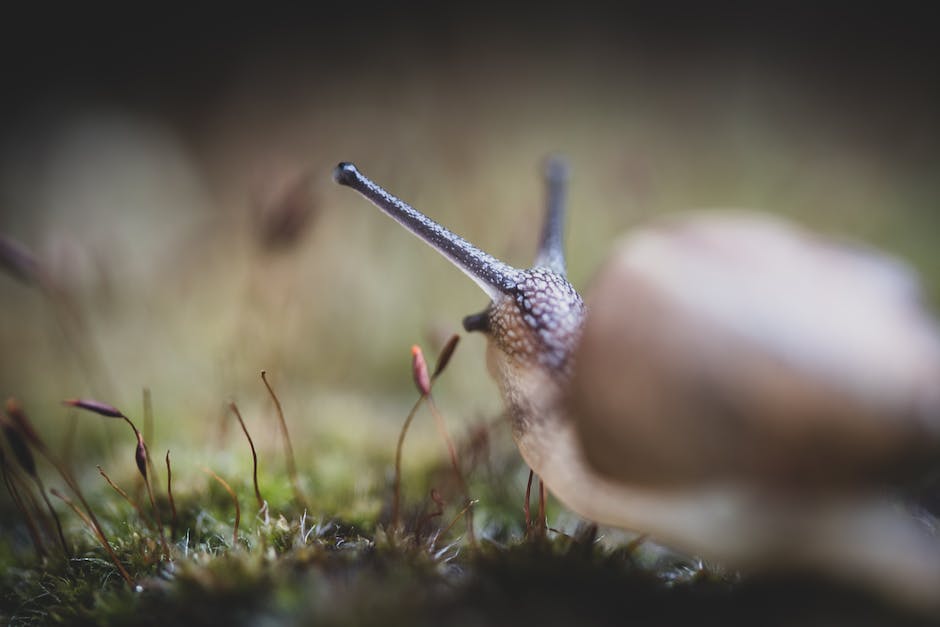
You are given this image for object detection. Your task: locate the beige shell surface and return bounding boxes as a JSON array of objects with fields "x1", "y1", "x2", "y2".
[{"x1": 568, "y1": 212, "x2": 940, "y2": 489}]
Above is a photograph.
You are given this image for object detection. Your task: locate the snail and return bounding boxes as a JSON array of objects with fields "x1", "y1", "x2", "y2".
[{"x1": 333, "y1": 159, "x2": 940, "y2": 607}]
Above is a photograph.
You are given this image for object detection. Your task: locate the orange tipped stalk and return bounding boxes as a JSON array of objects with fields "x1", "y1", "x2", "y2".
[
  {"x1": 411, "y1": 346, "x2": 431, "y2": 397},
  {"x1": 392, "y1": 340, "x2": 474, "y2": 542}
]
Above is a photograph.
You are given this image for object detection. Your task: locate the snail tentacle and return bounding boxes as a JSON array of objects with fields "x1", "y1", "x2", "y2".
[
  {"x1": 533, "y1": 155, "x2": 569, "y2": 276},
  {"x1": 334, "y1": 162, "x2": 522, "y2": 299}
]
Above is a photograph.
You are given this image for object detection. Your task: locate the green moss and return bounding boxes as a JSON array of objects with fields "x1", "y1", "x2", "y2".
[{"x1": 2, "y1": 444, "x2": 937, "y2": 627}]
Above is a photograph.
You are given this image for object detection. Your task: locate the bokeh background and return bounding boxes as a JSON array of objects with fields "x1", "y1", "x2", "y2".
[{"x1": 1, "y1": 5, "x2": 938, "y2": 486}]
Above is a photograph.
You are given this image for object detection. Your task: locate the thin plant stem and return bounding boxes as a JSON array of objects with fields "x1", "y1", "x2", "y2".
[
  {"x1": 427, "y1": 395, "x2": 475, "y2": 544},
  {"x1": 433, "y1": 499, "x2": 479, "y2": 550},
  {"x1": 16, "y1": 475, "x2": 56, "y2": 550},
  {"x1": 9, "y1": 399, "x2": 131, "y2": 584},
  {"x1": 50, "y1": 487, "x2": 133, "y2": 585},
  {"x1": 392, "y1": 396, "x2": 424, "y2": 530},
  {"x1": 140, "y1": 455, "x2": 168, "y2": 556},
  {"x1": 33, "y1": 475, "x2": 70, "y2": 558},
  {"x1": 50, "y1": 488, "x2": 95, "y2": 533},
  {"x1": 97, "y1": 466, "x2": 153, "y2": 529},
  {"x1": 203, "y1": 467, "x2": 240, "y2": 548},
  {"x1": 261, "y1": 371, "x2": 304, "y2": 506},
  {"x1": 165, "y1": 451, "x2": 178, "y2": 538},
  {"x1": 426, "y1": 396, "x2": 466, "y2": 495},
  {"x1": 119, "y1": 415, "x2": 168, "y2": 558},
  {"x1": 415, "y1": 489, "x2": 445, "y2": 540},
  {"x1": 39, "y1": 446, "x2": 133, "y2": 585},
  {"x1": 229, "y1": 402, "x2": 264, "y2": 509},
  {"x1": 1, "y1": 460, "x2": 45, "y2": 557},
  {"x1": 538, "y1": 477, "x2": 547, "y2": 537}
]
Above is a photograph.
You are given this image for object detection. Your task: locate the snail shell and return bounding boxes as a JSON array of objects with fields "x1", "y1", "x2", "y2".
[
  {"x1": 564, "y1": 212, "x2": 940, "y2": 607},
  {"x1": 570, "y1": 212, "x2": 940, "y2": 490}
]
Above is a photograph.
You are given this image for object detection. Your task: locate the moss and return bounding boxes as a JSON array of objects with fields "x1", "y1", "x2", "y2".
[{"x1": 2, "y1": 449, "x2": 937, "y2": 627}]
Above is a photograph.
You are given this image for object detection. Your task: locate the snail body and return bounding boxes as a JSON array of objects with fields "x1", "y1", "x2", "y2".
[{"x1": 333, "y1": 160, "x2": 940, "y2": 607}]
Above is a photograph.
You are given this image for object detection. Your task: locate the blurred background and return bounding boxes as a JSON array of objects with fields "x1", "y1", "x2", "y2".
[{"x1": 0, "y1": 4, "x2": 938, "y2": 485}]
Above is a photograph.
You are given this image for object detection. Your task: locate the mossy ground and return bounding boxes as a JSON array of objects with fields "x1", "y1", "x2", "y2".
[{"x1": 2, "y1": 422, "x2": 937, "y2": 627}]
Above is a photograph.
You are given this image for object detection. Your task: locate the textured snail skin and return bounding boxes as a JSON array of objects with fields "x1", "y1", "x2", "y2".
[
  {"x1": 334, "y1": 161, "x2": 940, "y2": 610},
  {"x1": 482, "y1": 268, "x2": 584, "y2": 435}
]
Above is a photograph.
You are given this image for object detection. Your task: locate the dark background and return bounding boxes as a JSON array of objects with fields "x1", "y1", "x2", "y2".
[{"x1": 2, "y1": 4, "x2": 938, "y2": 141}]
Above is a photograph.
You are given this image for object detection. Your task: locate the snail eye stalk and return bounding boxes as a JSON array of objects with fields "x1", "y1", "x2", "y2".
[
  {"x1": 534, "y1": 156, "x2": 569, "y2": 276},
  {"x1": 333, "y1": 162, "x2": 523, "y2": 299}
]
